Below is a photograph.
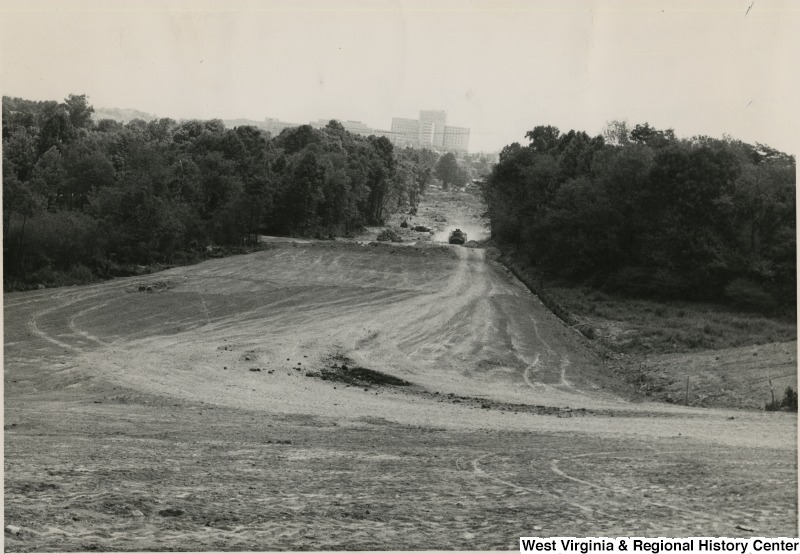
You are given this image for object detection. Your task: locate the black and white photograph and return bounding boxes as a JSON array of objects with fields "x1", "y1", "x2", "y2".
[{"x1": 2, "y1": 0, "x2": 798, "y2": 550}]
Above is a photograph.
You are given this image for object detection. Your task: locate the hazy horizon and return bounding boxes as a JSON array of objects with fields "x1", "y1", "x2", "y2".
[{"x1": 2, "y1": 0, "x2": 798, "y2": 154}]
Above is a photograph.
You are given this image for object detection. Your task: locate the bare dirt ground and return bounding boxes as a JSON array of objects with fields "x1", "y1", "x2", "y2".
[
  {"x1": 631, "y1": 343, "x2": 797, "y2": 409},
  {"x1": 4, "y1": 191, "x2": 797, "y2": 551}
]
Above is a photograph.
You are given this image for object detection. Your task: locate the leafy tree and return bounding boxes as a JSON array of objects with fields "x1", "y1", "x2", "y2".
[
  {"x1": 602, "y1": 120, "x2": 631, "y2": 146},
  {"x1": 363, "y1": 135, "x2": 396, "y2": 224},
  {"x1": 64, "y1": 94, "x2": 95, "y2": 130},
  {"x1": 2, "y1": 125, "x2": 38, "y2": 181},
  {"x1": 277, "y1": 148, "x2": 324, "y2": 233},
  {"x1": 398, "y1": 148, "x2": 437, "y2": 209},
  {"x1": 38, "y1": 103, "x2": 74, "y2": 154},
  {"x1": 630, "y1": 122, "x2": 676, "y2": 149},
  {"x1": 525, "y1": 125, "x2": 560, "y2": 154},
  {"x1": 435, "y1": 152, "x2": 468, "y2": 190}
]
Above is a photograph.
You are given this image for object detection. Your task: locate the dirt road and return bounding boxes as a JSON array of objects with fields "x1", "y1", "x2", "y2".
[{"x1": 4, "y1": 196, "x2": 797, "y2": 550}]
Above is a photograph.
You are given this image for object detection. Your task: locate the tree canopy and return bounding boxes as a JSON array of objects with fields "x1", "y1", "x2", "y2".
[
  {"x1": 3, "y1": 94, "x2": 440, "y2": 289},
  {"x1": 435, "y1": 152, "x2": 469, "y2": 190},
  {"x1": 483, "y1": 123, "x2": 796, "y2": 312}
]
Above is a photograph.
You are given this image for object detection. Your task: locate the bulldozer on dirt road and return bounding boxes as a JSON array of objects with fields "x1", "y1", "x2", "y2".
[{"x1": 448, "y1": 229, "x2": 467, "y2": 245}]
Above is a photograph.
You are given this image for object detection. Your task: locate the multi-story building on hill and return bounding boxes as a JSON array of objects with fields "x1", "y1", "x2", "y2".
[
  {"x1": 372, "y1": 129, "x2": 417, "y2": 148},
  {"x1": 390, "y1": 117, "x2": 420, "y2": 147},
  {"x1": 418, "y1": 110, "x2": 448, "y2": 148},
  {"x1": 442, "y1": 125, "x2": 471, "y2": 154},
  {"x1": 386, "y1": 110, "x2": 470, "y2": 153}
]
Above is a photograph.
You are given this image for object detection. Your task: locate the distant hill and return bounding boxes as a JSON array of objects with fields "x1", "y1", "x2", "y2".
[
  {"x1": 93, "y1": 109, "x2": 272, "y2": 130},
  {"x1": 93, "y1": 107, "x2": 158, "y2": 123},
  {"x1": 223, "y1": 118, "x2": 270, "y2": 130}
]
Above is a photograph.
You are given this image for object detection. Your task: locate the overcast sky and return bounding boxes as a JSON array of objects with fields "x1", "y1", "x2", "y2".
[{"x1": 2, "y1": 0, "x2": 798, "y2": 154}]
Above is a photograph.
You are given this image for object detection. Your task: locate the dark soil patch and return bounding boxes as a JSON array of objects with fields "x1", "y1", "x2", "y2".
[
  {"x1": 308, "y1": 359, "x2": 411, "y2": 388},
  {"x1": 128, "y1": 280, "x2": 175, "y2": 294}
]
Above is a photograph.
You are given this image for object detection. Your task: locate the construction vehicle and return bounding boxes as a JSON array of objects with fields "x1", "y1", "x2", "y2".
[{"x1": 448, "y1": 228, "x2": 467, "y2": 245}]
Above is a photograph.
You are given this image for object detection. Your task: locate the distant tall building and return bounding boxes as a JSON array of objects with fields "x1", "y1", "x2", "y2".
[
  {"x1": 390, "y1": 118, "x2": 419, "y2": 146},
  {"x1": 442, "y1": 125, "x2": 470, "y2": 153},
  {"x1": 373, "y1": 129, "x2": 417, "y2": 148},
  {"x1": 418, "y1": 110, "x2": 447, "y2": 148},
  {"x1": 385, "y1": 110, "x2": 470, "y2": 153}
]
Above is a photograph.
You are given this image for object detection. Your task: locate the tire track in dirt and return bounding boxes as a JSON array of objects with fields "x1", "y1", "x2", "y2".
[
  {"x1": 547, "y1": 452, "x2": 731, "y2": 526},
  {"x1": 347, "y1": 246, "x2": 564, "y2": 394},
  {"x1": 68, "y1": 303, "x2": 112, "y2": 347},
  {"x1": 346, "y1": 246, "x2": 483, "y2": 363},
  {"x1": 28, "y1": 309, "x2": 83, "y2": 352},
  {"x1": 27, "y1": 290, "x2": 95, "y2": 353},
  {"x1": 194, "y1": 284, "x2": 212, "y2": 325},
  {"x1": 509, "y1": 306, "x2": 574, "y2": 394},
  {"x1": 470, "y1": 453, "x2": 594, "y2": 514},
  {"x1": 520, "y1": 312, "x2": 593, "y2": 397},
  {"x1": 19, "y1": 280, "x2": 140, "y2": 353},
  {"x1": 472, "y1": 450, "x2": 736, "y2": 531}
]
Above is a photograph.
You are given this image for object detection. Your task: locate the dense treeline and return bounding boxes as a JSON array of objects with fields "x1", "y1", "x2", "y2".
[
  {"x1": 483, "y1": 123, "x2": 796, "y2": 312},
  {"x1": 3, "y1": 95, "x2": 439, "y2": 289}
]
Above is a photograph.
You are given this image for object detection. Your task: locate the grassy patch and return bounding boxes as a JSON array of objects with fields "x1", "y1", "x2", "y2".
[
  {"x1": 546, "y1": 284, "x2": 796, "y2": 355},
  {"x1": 491, "y1": 244, "x2": 795, "y2": 356},
  {"x1": 493, "y1": 245, "x2": 797, "y2": 409}
]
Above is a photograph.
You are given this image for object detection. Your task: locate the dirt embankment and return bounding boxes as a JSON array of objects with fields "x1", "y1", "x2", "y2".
[
  {"x1": 493, "y1": 247, "x2": 797, "y2": 411},
  {"x1": 4, "y1": 191, "x2": 797, "y2": 551}
]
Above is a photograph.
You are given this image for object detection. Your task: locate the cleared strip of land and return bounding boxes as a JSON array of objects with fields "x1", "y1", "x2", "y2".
[{"x1": 5, "y1": 204, "x2": 797, "y2": 550}]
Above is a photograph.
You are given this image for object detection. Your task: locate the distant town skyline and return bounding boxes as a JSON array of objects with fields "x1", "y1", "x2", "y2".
[
  {"x1": 202, "y1": 109, "x2": 473, "y2": 152},
  {"x1": 90, "y1": 105, "x2": 480, "y2": 151},
  {"x1": 2, "y1": 0, "x2": 798, "y2": 155}
]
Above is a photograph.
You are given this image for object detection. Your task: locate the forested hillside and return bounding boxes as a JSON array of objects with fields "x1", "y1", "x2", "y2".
[
  {"x1": 483, "y1": 123, "x2": 796, "y2": 312},
  {"x1": 2, "y1": 95, "x2": 438, "y2": 289}
]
